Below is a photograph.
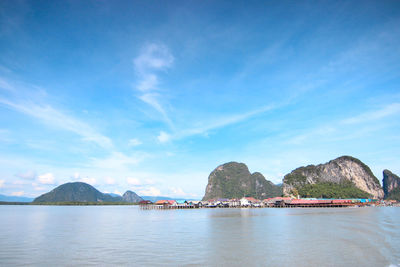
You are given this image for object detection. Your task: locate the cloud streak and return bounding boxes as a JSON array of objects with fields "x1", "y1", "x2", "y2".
[
  {"x1": 137, "y1": 186, "x2": 161, "y2": 196},
  {"x1": 134, "y1": 44, "x2": 174, "y2": 76},
  {"x1": 341, "y1": 103, "x2": 400, "y2": 125},
  {"x1": 158, "y1": 104, "x2": 275, "y2": 143},
  {"x1": 89, "y1": 152, "x2": 145, "y2": 170},
  {"x1": 0, "y1": 96, "x2": 113, "y2": 149},
  {"x1": 37, "y1": 173, "x2": 56, "y2": 185},
  {"x1": 286, "y1": 102, "x2": 400, "y2": 145},
  {"x1": 16, "y1": 170, "x2": 36, "y2": 180},
  {"x1": 0, "y1": 78, "x2": 15, "y2": 92},
  {"x1": 128, "y1": 138, "x2": 142, "y2": 147},
  {"x1": 139, "y1": 93, "x2": 174, "y2": 128},
  {"x1": 134, "y1": 43, "x2": 174, "y2": 128}
]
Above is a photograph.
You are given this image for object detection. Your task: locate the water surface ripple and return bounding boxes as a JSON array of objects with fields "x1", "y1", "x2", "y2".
[{"x1": 0, "y1": 206, "x2": 399, "y2": 266}]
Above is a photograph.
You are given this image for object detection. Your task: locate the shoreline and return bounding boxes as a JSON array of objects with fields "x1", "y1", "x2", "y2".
[
  {"x1": 1, "y1": 202, "x2": 399, "y2": 208},
  {"x1": 0, "y1": 201, "x2": 139, "y2": 206}
]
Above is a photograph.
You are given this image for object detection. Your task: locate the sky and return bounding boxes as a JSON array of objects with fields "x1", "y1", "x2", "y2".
[{"x1": 0, "y1": 0, "x2": 399, "y2": 199}]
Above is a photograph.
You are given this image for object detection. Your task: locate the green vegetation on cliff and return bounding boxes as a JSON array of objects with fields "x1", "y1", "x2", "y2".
[
  {"x1": 31, "y1": 201, "x2": 138, "y2": 205},
  {"x1": 283, "y1": 155, "x2": 384, "y2": 199},
  {"x1": 297, "y1": 181, "x2": 371, "y2": 199},
  {"x1": 386, "y1": 188, "x2": 400, "y2": 201},
  {"x1": 202, "y1": 162, "x2": 282, "y2": 200},
  {"x1": 383, "y1": 169, "x2": 400, "y2": 200},
  {"x1": 34, "y1": 182, "x2": 123, "y2": 203},
  {"x1": 122, "y1": 190, "x2": 143, "y2": 203},
  {"x1": 284, "y1": 172, "x2": 307, "y2": 185}
]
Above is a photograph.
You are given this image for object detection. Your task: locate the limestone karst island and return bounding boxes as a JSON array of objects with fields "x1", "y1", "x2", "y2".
[
  {"x1": 1, "y1": 1, "x2": 400, "y2": 266},
  {"x1": 4, "y1": 155, "x2": 398, "y2": 209}
]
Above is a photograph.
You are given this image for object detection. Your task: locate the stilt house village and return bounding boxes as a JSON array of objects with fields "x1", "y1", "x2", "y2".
[
  {"x1": 142, "y1": 157, "x2": 400, "y2": 209},
  {"x1": 30, "y1": 157, "x2": 400, "y2": 208},
  {"x1": 140, "y1": 197, "x2": 390, "y2": 210}
]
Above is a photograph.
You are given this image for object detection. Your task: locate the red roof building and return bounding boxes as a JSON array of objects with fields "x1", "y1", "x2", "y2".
[
  {"x1": 244, "y1": 197, "x2": 260, "y2": 203},
  {"x1": 155, "y1": 200, "x2": 171, "y2": 205}
]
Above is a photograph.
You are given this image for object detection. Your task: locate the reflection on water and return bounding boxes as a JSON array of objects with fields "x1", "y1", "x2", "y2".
[{"x1": 0, "y1": 206, "x2": 399, "y2": 266}]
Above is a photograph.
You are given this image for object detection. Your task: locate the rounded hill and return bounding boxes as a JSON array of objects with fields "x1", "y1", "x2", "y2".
[{"x1": 33, "y1": 182, "x2": 122, "y2": 203}]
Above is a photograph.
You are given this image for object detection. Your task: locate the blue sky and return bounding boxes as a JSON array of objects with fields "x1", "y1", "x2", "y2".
[{"x1": 0, "y1": 0, "x2": 399, "y2": 199}]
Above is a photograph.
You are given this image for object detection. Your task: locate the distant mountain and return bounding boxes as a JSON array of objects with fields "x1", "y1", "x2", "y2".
[
  {"x1": 106, "y1": 193, "x2": 121, "y2": 198},
  {"x1": 122, "y1": 191, "x2": 143, "y2": 203},
  {"x1": 202, "y1": 162, "x2": 282, "y2": 200},
  {"x1": 283, "y1": 156, "x2": 384, "y2": 199},
  {"x1": 383, "y1": 169, "x2": 400, "y2": 201},
  {"x1": 0, "y1": 194, "x2": 33, "y2": 202},
  {"x1": 140, "y1": 196, "x2": 174, "y2": 202},
  {"x1": 34, "y1": 182, "x2": 123, "y2": 203}
]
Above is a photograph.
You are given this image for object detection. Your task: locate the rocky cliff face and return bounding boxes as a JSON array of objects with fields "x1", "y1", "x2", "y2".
[
  {"x1": 283, "y1": 156, "x2": 384, "y2": 199},
  {"x1": 122, "y1": 190, "x2": 143, "y2": 203},
  {"x1": 383, "y1": 169, "x2": 400, "y2": 199},
  {"x1": 202, "y1": 162, "x2": 282, "y2": 200}
]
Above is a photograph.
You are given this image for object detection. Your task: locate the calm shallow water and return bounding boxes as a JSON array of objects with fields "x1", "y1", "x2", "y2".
[{"x1": 0, "y1": 206, "x2": 399, "y2": 266}]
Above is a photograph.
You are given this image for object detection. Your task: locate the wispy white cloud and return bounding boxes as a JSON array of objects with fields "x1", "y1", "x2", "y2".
[
  {"x1": 160, "y1": 105, "x2": 274, "y2": 142},
  {"x1": 0, "y1": 96, "x2": 113, "y2": 149},
  {"x1": 33, "y1": 186, "x2": 46, "y2": 191},
  {"x1": 37, "y1": 173, "x2": 56, "y2": 185},
  {"x1": 133, "y1": 44, "x2": 276, "y2": 142},
  {"x1": 144, "y1": 179, "x2": 155, "y2": 185},
  {"x1": 89, "y1": 152, "x2": 144, "y2": 170},
  {"x1": 80, "y1": 177, "x2": 96, "y2": 185},
  {"x1": 126, "y1": 177, "x2": 141, "y2": 186},
  {"x1": 11, "y1": 191, "x2": 24, "y2": 196},
  {"x1": 105, "y1": 177, "x2": 115, "y2": 185},
  {"x1": 137, "y1": 74, "x2": 158, "y2": 92},
  {"x1": 341, "y1": 103, "x2": 400, "y2": 125},
  {"x1": 0, "y1": 77, "x2": 15, "y2": 92},
  {"x1": 0, "y1": 179, "x2": 4, "y2": 188},
  {"x1": 286, "y1": 126, "x2": 336, "y2": 145},
  {"x1": 139, "y1": 93, "x2": 173, "y2": 128},
  {"x1": 134, "y1": 43, "x2": 174, "y2": 128},
  {"x1": 134, "y1": 43, "x2": 174, "y2": 75},
  {"x1": 285, "y1": 102, "x2": 400, "y2": 145},
  {"x1": 169, "y1": 187, "x2": 186, "y2": 196},
  {"x1": 138, "y1": 186, "x2": 161, "y2": 196},
  {"x1": 182, "y1": 105, "x2": 274, "y2": 137},
  {"x1": 126, "y1": 177, "x2": 155, "y2": 186},
  {"x1": 128, "y1": 138, "x2": 142, "y2": 147},
  {"x1": 157, "y1": 131, "x2": 171, "y2": 143},
  {"x1": 168, "y1": 187, "x2": 197, "y2": 198},
  {"x1": 70, "y1": 172, "x2": 96, "y2": 185},
  {"x1": 0, "y1": 129, "x2": 12, "y2": 143},
  {"x1": 13, "y1": 180, "x2": 30, "y2": 185},
  {"x1": 16, "y1": 170, "x2": 36, "y2": 180}
]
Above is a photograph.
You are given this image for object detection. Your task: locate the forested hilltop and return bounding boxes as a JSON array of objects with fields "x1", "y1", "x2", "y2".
[
  {"x1": 203, "y1": 156, "x2": 399, "y2": 200},
  {"x1": 202, "y1": 162, "x2": 282, "y2": 200},
  {"x1": 383, "y1": 169, "x2": 400, "y2": 201},
  {"x1": 10, "y1": 156, "x2": 400, "y2": 204},
  {"x1": 34, "y1": 182, "x2": 142, "y2": 203}
]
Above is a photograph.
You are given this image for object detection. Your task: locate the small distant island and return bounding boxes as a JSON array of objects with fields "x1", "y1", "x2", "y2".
[
  {"x1": 1, "y1": 155, "x2": 399, "y2": 207},
  {"x1": 33, "y1": 182, "x2": 141, "y2": 204}
]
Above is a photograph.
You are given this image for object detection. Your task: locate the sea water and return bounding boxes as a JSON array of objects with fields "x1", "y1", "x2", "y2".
[{"x1": 0, "y1": 206, "x2": 399, "y2": 266}]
